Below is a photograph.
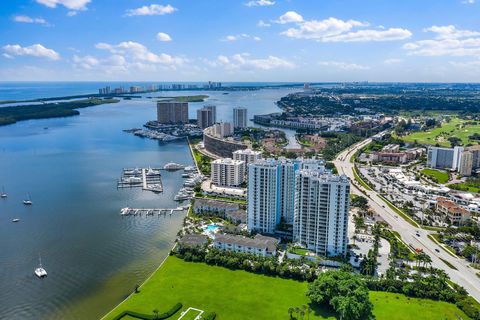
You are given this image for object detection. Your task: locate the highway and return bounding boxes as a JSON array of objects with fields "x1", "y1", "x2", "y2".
[{"x1": 333, "y1": 137, "x2": 480, "y2": 302}]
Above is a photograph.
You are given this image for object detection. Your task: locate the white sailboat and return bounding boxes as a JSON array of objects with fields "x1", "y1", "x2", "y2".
[
  {"x1": 23, "y1": 194, "x2": 33, "y2": 205},
  {"x1": 1, "y1": 186, "x2": 7, "y2": 198},
  {"x1": 34, "y1": 255, "x2": 47, "y2": 278}
]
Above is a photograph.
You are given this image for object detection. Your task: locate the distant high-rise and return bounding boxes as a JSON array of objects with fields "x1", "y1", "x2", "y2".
[
  {"x1": 197, "y1": 107, "x2": 214, "y2": 129},
  {"x1": 212, "y1": 122, "x2": 233, "y2": 138},
  {"x1": 205, "y1": 105, "x2": 217, "y2": 124},
  {"x1": 233, "y1": 107, "x2": 247, "y2": 129},
  {"x1": 427, "y1": 146, "x2": 463, "y2": 171},
  {"x1": 211, "y1": 158, "x2": 245, "y2": 187},
  {"x1": 293, "y1": 170, "x2": 350, "y2": 257},
  {"x1": 157, "y1": 102, "x2": 189, "y2": 124},
  {"x1": 233, "y1": 149, "x2": 262, "y2": 175}
]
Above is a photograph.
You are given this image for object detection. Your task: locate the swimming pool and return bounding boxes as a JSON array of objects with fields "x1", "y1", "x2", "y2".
[{"x1": 206, "y1": 224, "x2": 220, "y2": 232}]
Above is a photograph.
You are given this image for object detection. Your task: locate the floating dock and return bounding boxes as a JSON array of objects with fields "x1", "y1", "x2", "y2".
[
  {"x1": 120, "y1": 206, "x2": 189, "y2": 217},
  {"x1": 117, "y1": 167, "x2": 163, "y2": 193}
]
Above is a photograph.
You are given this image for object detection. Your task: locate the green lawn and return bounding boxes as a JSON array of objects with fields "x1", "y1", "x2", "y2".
[
  {"x1": 402, "y1": 118, "x2": 480, "y2": 147},
  {"x1": 421, "y1": 168, "x2": 450, "y2": 184},
  {"x1": 103, "y1": 257, "x2": 469, "y2": 320},
  {"x1": 370, "y1": 291, "x2": 469, "y2": 320}
]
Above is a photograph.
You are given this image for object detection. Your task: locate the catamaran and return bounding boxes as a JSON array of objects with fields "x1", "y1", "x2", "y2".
[
  {"x1": 34, "y1": 255, "x2": 47, "y2": 278},
  {"x1": 23, "y1": 194, "x2": 33, "y2": 205}
]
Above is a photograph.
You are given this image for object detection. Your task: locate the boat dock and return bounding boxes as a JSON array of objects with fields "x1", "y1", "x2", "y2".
[
  {"x1": 120, "y1": 206, "x2": 189, "y2": 217},
  {"x1": 117, "y1": 167, "x2": 163, "y2": 193}
]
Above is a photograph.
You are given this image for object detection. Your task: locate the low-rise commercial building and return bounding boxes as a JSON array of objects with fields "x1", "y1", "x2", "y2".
[{"x1": 435, "y1": 197, "x2": 471, "y2": 225}]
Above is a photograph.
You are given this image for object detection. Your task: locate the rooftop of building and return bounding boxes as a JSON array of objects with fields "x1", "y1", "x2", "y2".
[
  {"x1": 193, "y1": 197, "x2": 240, "y2": 210},
  {"x1": 214, "y1": 233, "x2": 279, "y2": 252},
  {"x1": 233, "y1": 148, "x2": 262, "y2": 155},
  {"x1": 178, "y1": 234, "x2": 209, "y2": 247},
  {"x1": 212, "y1": 158, "x2": 245, "y2": 165}
]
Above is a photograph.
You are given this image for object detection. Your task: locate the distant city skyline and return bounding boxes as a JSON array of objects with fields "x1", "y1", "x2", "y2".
[{"x1": 1, "y1": 0, "x2": 480, "y2": 82}]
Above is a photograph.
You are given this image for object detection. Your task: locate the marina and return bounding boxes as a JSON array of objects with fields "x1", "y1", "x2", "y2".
[{"x1": 117, "y1": 167, "x2": 163, "y2": 193}]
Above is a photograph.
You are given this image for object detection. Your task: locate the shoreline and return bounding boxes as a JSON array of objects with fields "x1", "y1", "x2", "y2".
[{"x1": 99, "y1": 243, "x2": 178, "y2": 320}]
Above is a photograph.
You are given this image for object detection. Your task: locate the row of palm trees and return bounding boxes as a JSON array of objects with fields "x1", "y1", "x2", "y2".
[{"x1": 288, "y1": 305, "x2": 311, "y2": 320}]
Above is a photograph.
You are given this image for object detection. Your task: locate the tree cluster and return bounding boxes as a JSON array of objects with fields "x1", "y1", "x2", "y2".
[{"x1": 307, "y1": 270, "x2": 374, "y2": 320}]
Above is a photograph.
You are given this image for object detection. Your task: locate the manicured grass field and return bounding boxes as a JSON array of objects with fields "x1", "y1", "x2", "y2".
[
  {"x1": 103, "y1": 257, "x2": 469, "y2": 320},
  {"x1": 421, "y1": 168, "x2": 450, "y2": 184},
  {"x1": 370, "y1": 291, "x2": 469, "y2": 320},
  {"x1": 402, "y1": 118, "x2": 480, "y2": 147}
]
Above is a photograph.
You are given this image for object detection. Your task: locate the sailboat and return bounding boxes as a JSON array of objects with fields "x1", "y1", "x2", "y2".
[
  {"x1": 1, "y1": 186, "x2": 7, "y2": 198},
  {"x1": 34, "y1": 255, "x2": 47, "y2": 278},
  {"x1": 23, "y1": 194, "x2": 33, "y2": 205}
]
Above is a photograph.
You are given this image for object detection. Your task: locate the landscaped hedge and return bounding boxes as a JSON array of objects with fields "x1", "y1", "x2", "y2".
[
  {"x1": 203, "y1": 312, "x2": 217, "y2": 320},
  {"x1": 112, "y1": 302, "x2": 182, "y2": 320}
]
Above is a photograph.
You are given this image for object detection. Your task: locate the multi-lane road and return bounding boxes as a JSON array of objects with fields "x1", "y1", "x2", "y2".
[{"x1": 333, "y1": 137, "x2": 480, "y2": 302}]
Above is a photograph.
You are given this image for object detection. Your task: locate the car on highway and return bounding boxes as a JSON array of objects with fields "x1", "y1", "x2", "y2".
[{"x1": 435, "y1": 248, "x2": 440, "y2": 253}]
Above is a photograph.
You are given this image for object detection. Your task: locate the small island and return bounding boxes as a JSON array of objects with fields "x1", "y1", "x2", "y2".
[{"x1": 0, "y1": 98, "x2": 120, "y2": 126}]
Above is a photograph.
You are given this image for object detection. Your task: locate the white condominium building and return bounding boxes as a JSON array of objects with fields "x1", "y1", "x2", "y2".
[
  {"x1": 211, "y1": 158, "x2": 245, "y2": 187},
  {"x1": 247, "y1": 158, "x2": 325, "y2": 233},
  {"x1": 247, "y1": 159, "x2": 280, "y2": 234},
  {"x1": 212, "y1": 122, "x2": 233, "y2": 138},
  {"x1": 233, "y1": 148, "x2": 263, "y2": 174},
  {"x1": 293, "y1": 170, "x2": 350, "y2": 257},
  {"x1": 233, "y1": 107, "x2": 248, "y2": 129}
]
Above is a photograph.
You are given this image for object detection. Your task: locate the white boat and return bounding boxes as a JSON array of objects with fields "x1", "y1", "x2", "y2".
[
  {"x1": 23, "y1": 194, "x2": 33, "y2": 205},
  {"x1": 1, "y1": 186, "x2": 7, "y2": 198},
  {"x1": 34, "y1": 255, "x2": 47, "y2": 278},
  {"x1": 164, "y1": 162, "x2": 185, "y2": 170},
  {"x1": 12, "y1": 218, "x2": 20, "y2": 223}
]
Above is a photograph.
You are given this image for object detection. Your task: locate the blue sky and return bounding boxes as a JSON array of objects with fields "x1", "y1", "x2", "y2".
[{"x1": 1, "y1": 0, "x2": 480, "y2": 82}]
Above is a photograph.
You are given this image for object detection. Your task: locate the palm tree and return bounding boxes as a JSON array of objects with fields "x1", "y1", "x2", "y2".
[
  {"x1": 153, "y1": 309, "x2": 159, "y2": 320},
  {"x1": 288, "y1": 307, "x2": 294, "y2": 319},
  {"x1": 300, "y1": 310, "x2": 305, "y2": 320},
  {"x1": 295, "y1": 307, "x2": 301, "y2": 319}
]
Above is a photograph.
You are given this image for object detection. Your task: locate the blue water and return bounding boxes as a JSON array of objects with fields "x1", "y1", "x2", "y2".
[
  {"x1": 0, "y1": 84, "x2": 297, "y2": 320},
  {"x1": 0, "y1": 81, "x2": 299, "y2": 101}
]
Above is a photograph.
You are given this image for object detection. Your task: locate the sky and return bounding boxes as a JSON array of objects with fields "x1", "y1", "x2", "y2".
[{"x1": 1, "y1": 0, "x2": 480, "y2": 82}]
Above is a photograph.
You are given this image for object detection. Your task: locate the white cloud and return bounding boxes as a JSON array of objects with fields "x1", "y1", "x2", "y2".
[
  {"x1": 36, "y1": 0, "x2": 90, "y2": 10},
  {"x1": 404, "y1": 25, "x2": 480, "y2": 56},
  {"x1": 207, "y1": 53, "x2": 294, "y2": 70},
  {"x1": 279, "y1": 14, "x2": 411, "y2": 42},
  {"x1": 67, "y1": 11, "x2": 78, "y2": 16},
  {"x1": 462, "y1": 0, "x2": 475, "y2": 4},
  {"x1": 95, "y1": 41, "x2": 184, "y2": 65},
  {"x1": 384, "y1": 58, "x2": 403, "y2": 64},
  {"x1": 276, "y1": 11, "x2": 303, "y2": 24},
  {"x1": 221, "y1": 34, "x2": 261, "y2": 42},
  {"x1": 125, "y1": 4, "x2": 177, "y2": 16},
  {"x1": 245, "y1": 0, "x2": 275, "y2": 7},
  {"x1": 318, "y1": 61, "x2": 369, "y2": 71},
  {"x1": 73, "y1": 54, "x2": 127, "y2": 73},
  {"x1": 3, "y1": 44, "x2": 60, "y2": 60},
  {"x1": 257, "y1": 20, "x2": 271, "y2": 27},
  {"x1": 13, "y1": 15, "x2": 48, "y2": 25},
  {"x1": 157, "y1": 32, "x2": 172, "y2": 41}
]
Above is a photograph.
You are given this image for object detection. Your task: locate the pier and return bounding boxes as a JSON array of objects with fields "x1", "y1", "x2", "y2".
[
  {"x1": 117, "y1": 167, "x2": 163, "y2": 193},
  {"x1": 120, "y1": 206, "x2": 189, "y2": 217}
]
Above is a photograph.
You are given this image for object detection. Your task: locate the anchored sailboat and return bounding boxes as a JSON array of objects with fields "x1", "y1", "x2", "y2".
[
  {"x1": 23, "y1": 194, "x2": 33, "y2": 205},
  {"x1": 1, "y1": 186, "x2": 7, "y2": 198},
  {"x1": 34, "y1": 255, "x2": 47, "y2": 278}
]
